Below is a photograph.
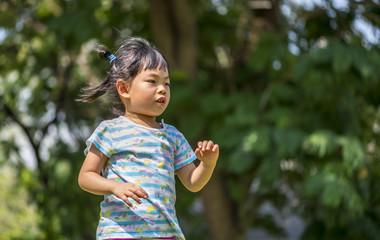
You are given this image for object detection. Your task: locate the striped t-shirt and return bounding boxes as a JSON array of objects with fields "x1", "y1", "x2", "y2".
[{"x1": 84, "y1": 116, "x2": 197, "y2": 240}]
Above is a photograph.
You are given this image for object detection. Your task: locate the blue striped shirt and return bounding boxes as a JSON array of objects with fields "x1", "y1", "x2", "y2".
[{"x1": 84, "y1": 116, "x2": 196, "y2": 240}]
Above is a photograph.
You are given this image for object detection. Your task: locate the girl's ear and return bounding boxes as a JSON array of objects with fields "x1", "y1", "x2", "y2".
[{"x1": 116, "y1": 79, "x2": 130, "y2": 98}]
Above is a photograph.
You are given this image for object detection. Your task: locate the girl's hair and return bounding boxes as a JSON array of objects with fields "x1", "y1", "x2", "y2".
[{"x1": 79, "y1": 37, "x2": 170, "y2": 115}]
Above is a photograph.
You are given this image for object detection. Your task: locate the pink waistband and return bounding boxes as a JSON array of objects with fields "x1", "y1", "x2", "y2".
[{"x1": 108, "y1": 238, "x2": 175, "y2": 240}]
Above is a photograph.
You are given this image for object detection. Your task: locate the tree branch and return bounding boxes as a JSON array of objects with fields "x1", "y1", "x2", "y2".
[{"x1": 0, "y1": 96, "x2": 43, "y2": 170}]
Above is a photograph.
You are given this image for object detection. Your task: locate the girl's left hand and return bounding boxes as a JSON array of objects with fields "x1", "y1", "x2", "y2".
[{"x1": 195, "y1": 140, "x2": 219, "y2": 167}]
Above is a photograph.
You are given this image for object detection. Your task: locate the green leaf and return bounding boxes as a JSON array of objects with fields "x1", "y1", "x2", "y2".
[
  {"x1": 54, "y1": 160, "x2": 71, "y2": 182},
  {"x1": 332, "y1": 41, "x2": 351, "y2": 73},
  {"x1": 257, "y1": 157, "x2": 281, "y2": 186},
  {"x1": 270, "y1": 82, "x2": 299, "y2": 102},
  {"x1": 294, "y1": 56, "x2": 309, "y2": 80},
  {"x1": 340, "y1": 137, "x2": 366, "y2": 171},
  {"x1": 320, "y1": 172, "x2": 344, "y2": 208},
  {"x1": 352, "y1": 47, "x2": 374, "y2": 79},
  {"x1": 273, "y1": 129, "x2": 305, "y2": 156},
  {"x1": 304, "y1": 163, "x2": 365, "y2": 218},
  {"x1": 303, "y1": 130, "x2": 340, "y2": 157},
  {"x1": 214, "y1": 128, "x2": 247, "y2": 149},
  {"x1": 303, "y1": 171, "x2": 325, "y2": 197},
  {"x1": 264, "y1": 107, "x2": 299, "y2": 128},
  {"x1": 227, "y1": 148, "x2": 255, "y2": 174},
  {"x1": 243, "y1": 128, "x2": 271, "y2": 155},
  {"x1": 311, "y1": 47, "x2": 332, "y2": 64},
  {"x1": 200, "y1": 93, "x2": 231, "y2": 116}
]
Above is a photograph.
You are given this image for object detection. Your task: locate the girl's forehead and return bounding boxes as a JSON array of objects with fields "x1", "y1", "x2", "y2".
[
  {"x1": 142, "y1": 59, "x2": 168, "y2": 72},
  {"x1": 141, "y1": 61, "x2": 169, "y2": 74},
  {"x1": 139, "y1": 68, "x2": 169, "y2": 78}
]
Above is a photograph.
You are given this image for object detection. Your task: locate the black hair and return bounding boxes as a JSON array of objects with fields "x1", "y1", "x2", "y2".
[{"x1": 78, "y1": 37, "x2": 170, "y2": 115}]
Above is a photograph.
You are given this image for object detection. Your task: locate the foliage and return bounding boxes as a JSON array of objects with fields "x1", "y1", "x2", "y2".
[
  {"x1": 1, "y1": 0, "x2": 380, "y2": 240},
  {"x1": 0, "y1": 165, "x2": 42, "y2": 240}
]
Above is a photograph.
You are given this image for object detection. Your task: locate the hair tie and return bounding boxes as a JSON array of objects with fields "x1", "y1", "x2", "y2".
[{"x1": 108, "y1": 54, "x2": 117, "y2": 63}]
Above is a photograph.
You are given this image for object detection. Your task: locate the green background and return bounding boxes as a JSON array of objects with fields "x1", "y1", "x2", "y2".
[{"x1": 1, "y1": 0, "x2": 380, "y2": 239}]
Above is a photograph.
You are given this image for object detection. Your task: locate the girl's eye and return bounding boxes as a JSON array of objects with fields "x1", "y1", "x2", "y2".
[
  {"x1": 165, "y1": 82, "x2": 171, "y2": 87},
  {"x1": 148, "y1": 80, "x2": 156, "y2": 84}
]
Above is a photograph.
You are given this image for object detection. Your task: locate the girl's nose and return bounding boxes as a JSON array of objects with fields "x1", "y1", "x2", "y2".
[{"x1": 157, "y1": 84, "x2": 166, "y2": 95}]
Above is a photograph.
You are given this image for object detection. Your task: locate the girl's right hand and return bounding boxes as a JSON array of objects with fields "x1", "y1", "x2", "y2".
[
  {"x1": 112, "y1": 182, "x2": 149, "y2": 207},
  {"x1": 78, "y1": 145, "x2": 148, "y2": 207}
]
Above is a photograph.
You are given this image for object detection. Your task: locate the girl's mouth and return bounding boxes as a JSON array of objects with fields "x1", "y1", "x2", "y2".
[{"x1": 156, "y1": 98, "x2": 166, "y2": 106}]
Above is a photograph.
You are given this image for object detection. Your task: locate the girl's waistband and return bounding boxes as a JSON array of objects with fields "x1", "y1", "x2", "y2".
[{"x1": 108, "y1": 237, "x2": 175, "y2": 240}]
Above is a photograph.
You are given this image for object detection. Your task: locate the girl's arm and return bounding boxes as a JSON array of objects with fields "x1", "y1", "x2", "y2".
[
  {"x1": 78, "y1": 144, "x2": 149, "y2": 206},
  {"x1": 176, "y1": 140, "x2": 219, "y2": 192}
]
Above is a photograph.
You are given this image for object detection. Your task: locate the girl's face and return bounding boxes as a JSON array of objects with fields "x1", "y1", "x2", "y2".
[{"x1": 123, "y1": 67, "x2": 170, "y2": 120}]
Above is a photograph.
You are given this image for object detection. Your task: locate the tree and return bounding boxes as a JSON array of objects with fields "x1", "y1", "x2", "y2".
[
  {"x1": 1, "y1": 0, "x2": 380, "y2": 239},
  {"x1": 0, "y1": 164, "x2": 41, "y2": 239}
]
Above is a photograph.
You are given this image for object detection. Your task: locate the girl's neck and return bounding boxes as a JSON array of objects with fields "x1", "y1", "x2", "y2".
[{"x1": 123, "y1": 112, "x2": 161, "y2": 129}]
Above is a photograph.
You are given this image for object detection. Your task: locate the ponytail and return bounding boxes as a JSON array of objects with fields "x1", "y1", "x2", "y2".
[
  {"x1": 78, "y1": 45, "x2": 116, "y2": 103},
  {"x1": 97, "y1": 46, "x2": 116, "y2": 63},
  {"x1": 78, "y1": 76, "x2": 112, "y2": 103}
]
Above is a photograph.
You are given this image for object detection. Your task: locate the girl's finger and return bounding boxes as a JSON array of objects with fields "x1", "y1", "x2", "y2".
[
  {"x1": 212, "y1": 144, "x2": 219, "y2": 152},
  {"x1": 135, "y1": 188, "x2": 149, "y2": 199},
  {"x1": 195, "y1": 148, "x2": 203, "y2": 157},
  {"x1": 202, "y1": 140, "x2": 208, "y2": 151},
  {"x1": 127, "y1": 184, "x2": 148, "y2": 198},
  {"x1": 121, "y1": 195, "x2": 133, "y2": 207},
  {"x1": 206, "y1": 140, "x2": 214, "y2": 150},
  {"x1": 129, "y1": 193, "x2": 142, "y2": 204}
]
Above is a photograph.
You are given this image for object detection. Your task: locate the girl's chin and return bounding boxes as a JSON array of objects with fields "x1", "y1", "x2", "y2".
[{"x1": 133, "y1": 112, "x2": 164, "y2": 119}]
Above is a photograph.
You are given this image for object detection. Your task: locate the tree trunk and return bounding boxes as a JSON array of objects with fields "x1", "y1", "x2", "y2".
[
  {"x1": 149, "y1": 0, "x2": 176, "y2": 69},
  {"x1": 149, "y1": 1, "x2": 239, "y2": 239},
  {"x1": 201, "y1": 171, "x2": 239, "y2": 240},
  {"x1": 149, "y1": 0, "x2": 197, "y2": 81}
]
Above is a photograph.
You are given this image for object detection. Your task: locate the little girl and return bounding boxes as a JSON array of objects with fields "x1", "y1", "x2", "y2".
[{"x1": 78, "y1": 37, "x2": 219, "y2": 240}]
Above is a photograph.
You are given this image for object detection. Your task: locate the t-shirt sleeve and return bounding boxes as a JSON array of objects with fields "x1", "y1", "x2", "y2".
[
  {"x1": 173, "y1": 129, "x2": 197, "y2": 171},
  {"x1": 84, "y1": 121, "x2": 113, "y2": 157}
]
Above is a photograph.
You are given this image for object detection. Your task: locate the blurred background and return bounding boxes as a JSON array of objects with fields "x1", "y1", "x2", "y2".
[{"x1": 1, "y1": 0, "x2": 380, "y2": 239}]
